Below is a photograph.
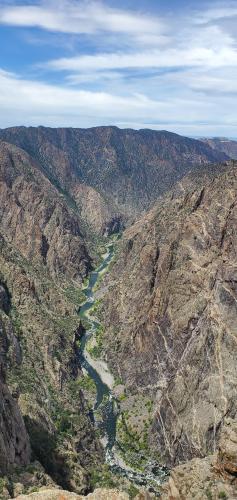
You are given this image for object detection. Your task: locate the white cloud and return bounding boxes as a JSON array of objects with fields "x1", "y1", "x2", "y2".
[
  {"x1": 46, "y1": 45, "x2": 237, "y2": 72},
  {"x1": 0, "y1": 66, "x2": 236, "y2": 137},
  {"x1": 195, "y1": 3, "x2": 237, "y2": 24},
  {"x1": 0, "y1": 0, "x2": 237, "y2": 136},
  {"x1": 0, "y1": 0, "x2": 163, "y2": 35}
]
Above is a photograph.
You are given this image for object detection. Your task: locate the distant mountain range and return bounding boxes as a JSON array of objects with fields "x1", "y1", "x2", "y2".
[
  {"x1": 0, "y1": 126, "x2": 228, "y2": 235},
  {"x1": 200, "y1": 136, "x2": 237, "y2": 159}
]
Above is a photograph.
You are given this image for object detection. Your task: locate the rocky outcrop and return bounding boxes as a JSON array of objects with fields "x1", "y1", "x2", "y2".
[
  {"x1": 15, "y1": 488, "x2": 130, "y2": 500},
  {"x1": 0, "y1": 140, "x2": 91, "y2": 282},
  {"x1": 102, "y1": 160, "x2": 237, "y2": 467},
  {"x1": 0, "y1": 277, "x2": 30, "y2": 475},
  {"x1": 161, "y1": 419, "x2": 237, "y2": 499},
  {"x1": 0, "y1": 313, "x2": 31, "y2": 475},
  {"x1": 0, "y1": 141, "x2": 103, "y2": 494},
  {"x1": 0, "y1": 127, "x2": 228, "y2": 233}
]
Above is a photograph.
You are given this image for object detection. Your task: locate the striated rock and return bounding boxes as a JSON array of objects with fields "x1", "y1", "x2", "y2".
[
  {"x1": 102, "y1": 160, "x2": 237, "y2": 466},
  {"x1": 0, "y1": 126, "x2": 228, "y2": 233},
  {"x1": 161, "y1": 419, "x2": 237, "y2": 499},
  {"x1": 0, "y1": 140, "x2": 92, "y2": 282},
  {"x1": 0, "y1": 140, "x2": 103, "y2": 493}
]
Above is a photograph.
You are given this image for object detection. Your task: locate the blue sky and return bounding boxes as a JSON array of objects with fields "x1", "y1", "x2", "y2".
[{"x1": 0, "y1": 0, "x2": 236, "y2": 136}]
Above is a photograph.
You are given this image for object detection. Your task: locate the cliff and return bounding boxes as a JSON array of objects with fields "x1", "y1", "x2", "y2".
[
  {"x1": 102, "y1": 160, "x2": 237, "y2": 468},
  {"x1": 0, "y1": 288, "x2": 30, "y2": 475},
  {"x1": 0, "y1": 141, "x2": 103, "y2": 497}
]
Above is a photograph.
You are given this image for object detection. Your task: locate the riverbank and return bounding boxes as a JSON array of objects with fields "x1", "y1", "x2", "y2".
[
  {"x1": 84, "y1": 347, "x2": 114, "y2": 389},
  {"x1": 78, "y1": 237, "x2": 167, "y2": 495}
]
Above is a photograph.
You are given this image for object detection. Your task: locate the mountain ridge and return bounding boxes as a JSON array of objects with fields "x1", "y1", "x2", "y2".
[{"x1": 0, "y1": 126, "x2": 228, "y2": 235}]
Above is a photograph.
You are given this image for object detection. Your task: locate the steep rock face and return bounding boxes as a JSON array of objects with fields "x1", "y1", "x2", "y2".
[
  {"x1": 0, "y1": 127, "x2": 228, "y2": 232},
  {"x1": 201, "y1": 137, "x2": 237, "y2": 160},
  {"x1": 0, "y1": 140, "x2": 91, "y2": 282},
  {"x1": 72, "y1": 184, "x2": 123, "y2": 235},
  {"x1": 161, "y1": 419, "x2": 237, "y2": 499},
  {"x1": 0, "y1": 284, "x2": 31, "y2": 474},
  {"x1": 0, "y1": 230, "x2": 103, "y2": 494},
  {"x1": 102, "y1": 161, "x2": 237, "y2": 466},
  {"x1": 0, "y1": 142, "x2": 103, "y2": 494}
]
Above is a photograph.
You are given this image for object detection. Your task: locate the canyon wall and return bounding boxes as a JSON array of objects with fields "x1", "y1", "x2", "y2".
[
  {"x1": 102, "y1": 160, "x2": 237, "y2": 466},
  {"x1": 0, "y1": 141, "x2": 103, "y2": 496},
  {"x1": 0, "y1": 127, "x2": 228, "y2": 233}
]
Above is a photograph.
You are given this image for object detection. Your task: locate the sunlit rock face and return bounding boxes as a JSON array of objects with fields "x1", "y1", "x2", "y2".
[
  {"x1": 0, "y1": 140, "x2": 103, "y2": 494},
  {"x1": 161, "y1": 419, "x2": 237, "y2": 499},
  {"x1": 102, "y1": 160, "x2": 237, "y2": 466}
]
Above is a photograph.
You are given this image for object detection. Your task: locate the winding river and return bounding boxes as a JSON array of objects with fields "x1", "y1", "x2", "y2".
[{"x1": 79, "y1": 239, "x2": 167, "y2": 494}]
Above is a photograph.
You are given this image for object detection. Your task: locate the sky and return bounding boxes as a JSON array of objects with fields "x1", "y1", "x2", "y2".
[{"x1": 0, "y1": 0, "x2": 236, "y2": 136}]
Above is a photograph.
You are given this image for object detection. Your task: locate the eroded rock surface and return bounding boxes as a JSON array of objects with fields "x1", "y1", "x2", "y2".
[
  {"x1": 0, "y1": 141, "x2": 103, "y2": 495},
  {"x1": 102, "y1": 161, "x2": 237, "y2": 466},
  {"x1": 161, "y1": 419, "x2": 237, "y2": 499},
  {"x1": 0, "y1": 140, "x2": 91, "y2": 282},
  {"x1": 15, "y1": 488, "x2": 130, "y2": 499},
  {"x1": 0, "y1": 313, "x2": 30, "y2": 475}
]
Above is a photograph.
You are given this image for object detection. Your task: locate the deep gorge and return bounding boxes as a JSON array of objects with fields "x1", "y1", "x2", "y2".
[{"x1": 0, "y1": 129, "x2": 236, "y2": 499}]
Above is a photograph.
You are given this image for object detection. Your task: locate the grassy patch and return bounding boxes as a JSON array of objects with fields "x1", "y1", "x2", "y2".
[
  {"x1": 90, "y1": 465, "x2": 118, "y2": 490},
  {"x1": 87, "y1": 324, "x2": 104, "y2": 359},
  {"x1": 126, "y1": 484, "x2": 140, "y2": 499},
  {"x1": 69, "y1": 375, "x2": 96, "y2": 395},
  {"x1": 64, "y1": 284, "x2": 86, "y2": 306}
]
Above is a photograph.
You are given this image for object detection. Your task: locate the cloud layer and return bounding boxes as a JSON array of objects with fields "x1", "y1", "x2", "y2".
[{"x1": 0, "y1": 0, "x2": 236, "y2": 136}]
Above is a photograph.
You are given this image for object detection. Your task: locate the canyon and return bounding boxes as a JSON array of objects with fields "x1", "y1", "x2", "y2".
[
  {"x1": 0, "y1": 127, "x2": 236, "y2": 499},
  {"x1": 0, "y1": 126, "x2": 227, "y2": 234}
]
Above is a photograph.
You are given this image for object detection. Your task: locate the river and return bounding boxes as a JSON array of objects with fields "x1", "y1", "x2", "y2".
[{"x1": 79, "y1": 239, "x2": 167, "y2": 495}]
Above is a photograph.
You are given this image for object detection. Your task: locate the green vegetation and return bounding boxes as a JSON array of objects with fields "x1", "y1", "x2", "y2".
[
  {"x1": 7, "y1": 364, "x2": 39, "y2": 395},
  {"x1": 116, "y1": 414, "x2": 150, "y2": 471},
  {"x1": 145, "y1": 399, "x2": 153, "y2": 413},
  {"x1": 88, "y1": 298, "x2": 102, "y2": 316},
  {"x1": 82, "y1": 276, "x2": 90, "y2": 289},
  {"x1": 90, "y1": 465, "x2": 117, "y2": 490},
  {"x1": 126, "y1": 484, "x2": 140, "y2": 499},
  {"x1": 114, "y1": 376, "x2": 123, "y2": 386},
  {"x1": 218, "y1": 492, "x2": 228, "y2": 499},
  {"x1": 205, "y1": 489, "x2": 213, "y2": 500},
  {"x1": 118, "y1": 393, "x2": 127, "y2": 401},
  {"x1": 114, "y1": 393, "x2": 159, "y2": 472},
  {"x1": 64, "y1": 284, "x2": 86, "y2": 306},
  {"x1": 69, "y1": 374, "x2": 96, "y2": 395},
  {"x1": 0, "y1": 478, "x2": 8, "y2": 495},
  {"x1": 87, "y1": 324, "x2": 104, "y2": 359}
]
